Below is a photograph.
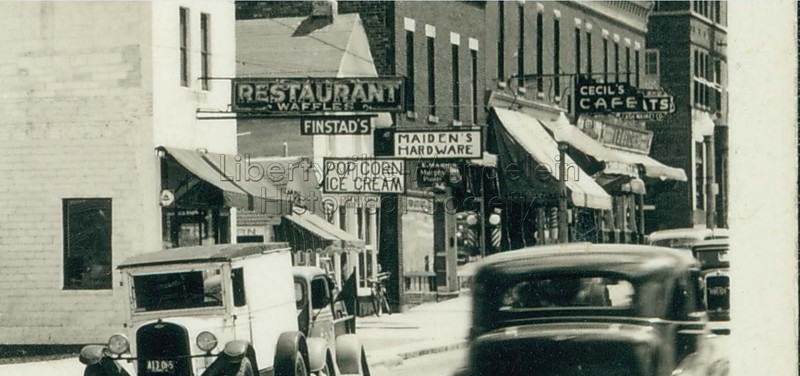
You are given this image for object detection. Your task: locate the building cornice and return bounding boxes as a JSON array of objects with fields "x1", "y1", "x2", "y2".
[
  {"x1": 567, "y1": 1, "x2": 653, "y2": 34},
  {"x1": 649, "y1": 10, "x2": 728, "y2": 33}
]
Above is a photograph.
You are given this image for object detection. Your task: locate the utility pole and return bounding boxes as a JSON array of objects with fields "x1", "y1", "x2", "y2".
[{"x1": 558, "y1": 141, "x2": 569, "y2": 243}]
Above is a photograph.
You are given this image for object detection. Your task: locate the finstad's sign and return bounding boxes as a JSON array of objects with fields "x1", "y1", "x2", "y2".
[
  {"x1": 323, "y1": 158, "x2": 405, "y2": 194},
  {"x1": 300, "y1": 116, "x2": 372, "y2": 135},
  {"x1": 232, "y1": 77, "x2": 404, "y2": 114},
  {"x1": 575, "y1": 79, "x2": 674, "y2": 117},
  {"x1": 394, "y1": 130, "x2": 482, "y2": 159}
]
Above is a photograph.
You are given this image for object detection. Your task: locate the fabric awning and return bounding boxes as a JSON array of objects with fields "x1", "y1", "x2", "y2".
[
  {"x1": 491, "y1": 108, "x2": 612, "y2": 210},
  {"x1": 164, "y1": 147, "x2": 287, "y2": 212},
  {"x1": 277, "y1": 210, "x2": 365, "y2": 254},
  {"x1": 613, "y1": 149, "x2": 688, "y2": 182},
  {"x1": 469, "y1": 152, "x2": 498, "y2": 167}
]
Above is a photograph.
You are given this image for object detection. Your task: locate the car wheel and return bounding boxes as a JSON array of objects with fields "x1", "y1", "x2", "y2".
[
  {"x1": 83, "y1": 363, "x2": 107, "y2": 376},
  {"x1": 294, "y1": 351, "x2": 308, "y2": 376},
  {"x1": 236, "y1": 356, "x2": 256, "y2": 376},
  {"x1": 317, "y1": 357, "x2": 334, "y2": 376}
]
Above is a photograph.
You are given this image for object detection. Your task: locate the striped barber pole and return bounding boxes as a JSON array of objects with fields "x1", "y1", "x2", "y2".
[
  {"x1": 490, "y1": 226, "x2": 502, "y2": 249},
  {"x1": 463, "y1": 228, "x2": 477, "y2": 248}
]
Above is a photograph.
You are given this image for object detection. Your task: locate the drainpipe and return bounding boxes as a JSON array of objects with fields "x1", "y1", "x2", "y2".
[{"x1": 705, "y1": 135, "x2": 717, "y2": 229}]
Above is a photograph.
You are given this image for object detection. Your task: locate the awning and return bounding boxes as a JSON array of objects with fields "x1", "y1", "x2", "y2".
[
  {"x1": 613, "y1": 149, "x2": 688, "y2": 182},
  {"x1": 491, "y1": 108, "x2": 612, "y2": 210},
  {"x1": 470, "y1": 152, "x2": 498, "y2": 167},
  {"x1": 163, "y1": 147, "x2": 287, "y2": 212},
  {"x1": 276, "y1": 210, "x2": 365, "y2": 254}
]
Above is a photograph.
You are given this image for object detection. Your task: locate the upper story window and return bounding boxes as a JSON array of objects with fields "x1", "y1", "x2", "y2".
[
  {"x1": 553, "y1": 18, "x2": 560, "y2": 94},
  {"x1": 452, "y1": 35, "x2": 461, "y2": 121},
  {"x1": 644, "y1": 50, "x2": 659, "y2": 76},
  {"x1": 426, "y1": 25, "x2": 436, "y2": 117},
  {"x1": 517, "y1": 4, "x2": 525, "y2": 87},
  {"x1": 470, "y1": 44, "x2": 479, "y2": 124},
  {"x1": 497, "y1": 1, "x2": 505, "y2": 80},
  {"x1": 535, "y1": 12, "x2": 543, "y2": 93},
  {"x1": 179, "y1": 7, "x2": 189, "y2": 87},
  {"x1": 200, "y1": 13, "x2": 210, "y2": 90},
  {"x1": 63, "y1": 198, "x2": 113, "y2": 290},
  {"x1": 404, "y1": 19, "x2": 416, "y2": 114}
]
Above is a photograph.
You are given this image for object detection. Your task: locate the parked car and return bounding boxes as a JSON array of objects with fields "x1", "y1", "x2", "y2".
[
  {"x1": 461, "y1": 243, "x2": 717, "y2": 376},
  {"x1": 78, "y1": 243, "x2": 370, "y2": 376},
  {"x1": 692, "y1": 239, "x2": 730, "y2": 325},
  {"x1": 647, "y1": 227, "x2": 729, "y2": 250}
]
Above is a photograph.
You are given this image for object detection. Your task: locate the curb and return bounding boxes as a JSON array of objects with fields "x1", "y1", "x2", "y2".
[{"x1": 367, "y1": 340, "x2": 469, "y2": 369}]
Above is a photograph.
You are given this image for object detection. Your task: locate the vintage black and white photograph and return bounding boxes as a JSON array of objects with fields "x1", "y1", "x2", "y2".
[{"x1": 0, "y1": 1, "x2": 796, "y2": 376}]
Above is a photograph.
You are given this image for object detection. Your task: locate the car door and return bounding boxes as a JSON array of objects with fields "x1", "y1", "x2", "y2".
[{"x1": 309, "y1": 276, "x2": 336, "y2": 346}]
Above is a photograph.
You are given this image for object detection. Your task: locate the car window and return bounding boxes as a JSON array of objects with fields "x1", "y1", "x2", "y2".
[
  {"x1": 311, "y1": 277, "x2": 330, "y2": 310},
  {"x1": 133, "y1": 267, "x2": 223, "y2": 312},
  {"x1": 232, "y1": 268, "x2": 246, "y2": 307},
  {"x1": 294, "y1": 281, "x2": 306, "y2": 310},
  {"x1": 500, "y1": 276, "x2": 634, "y2": 309}
]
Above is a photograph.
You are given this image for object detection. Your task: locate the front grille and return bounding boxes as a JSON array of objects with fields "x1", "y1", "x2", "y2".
[
  {"x1": 137, "y1": 322, "x2": 192, "y2": 376},
  {"x1": 705, "y1": 275, "x2": 730, "y2": 311}
]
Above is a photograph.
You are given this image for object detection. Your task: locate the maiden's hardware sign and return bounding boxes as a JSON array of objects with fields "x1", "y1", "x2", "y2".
[{"x1": 232, "y1": 77, "x2": 405, "y2": 114}]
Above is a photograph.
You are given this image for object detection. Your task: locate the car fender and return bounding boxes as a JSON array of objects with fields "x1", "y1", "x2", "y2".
[
  {"x1": 306, "y1": 337, "x2": 330, "y2": 372},
  {"x1": 335, "y1": 334, "x2": 362, "y2": 374}
]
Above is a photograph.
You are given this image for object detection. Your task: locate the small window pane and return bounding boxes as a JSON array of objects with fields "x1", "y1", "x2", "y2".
[
  {"x1": 63, "y1": 198, "x2": 112, "y2": 290},
  {"x1": 232, "y1": 268, "x2": 246, "y2": 307},
  {"x1": 133, "y1": 268, "x2": 222, "y2": 312}
]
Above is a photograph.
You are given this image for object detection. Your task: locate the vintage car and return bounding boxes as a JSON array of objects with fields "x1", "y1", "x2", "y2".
[
  {"x1": 78, "y1": 243, "x2": 370, "y2": 376},
  {"x1": 692, "y1": 239, "x2": 730, "y2": 325},
  {"x1": 647, "y1": 228, "x2": 729, "y2": 250},
  {"x1": 462, "y1": 243, "x2": 716, "y2": 376}
]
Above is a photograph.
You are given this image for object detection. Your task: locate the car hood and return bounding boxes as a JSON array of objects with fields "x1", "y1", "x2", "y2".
[{"x1": 468, "y1": 322, "x2": 659, "y2": 376}]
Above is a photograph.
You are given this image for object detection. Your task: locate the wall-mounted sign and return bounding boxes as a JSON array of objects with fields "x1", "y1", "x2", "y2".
[
  {"x1": 415, "y1": 162, "x2": 462, "y2": 188},
  {"x1": 576, "y1": 116, "x2": 654, "y2": 154},
  {"x1": 405, "y1": 197, "x2": 434, "y2": 214},
  {"x1": 300, "y1": 115, "x2": 373, "y2": 135},
  {"x1": 575, "y1": 78, "x2": 675, "y2": 118},
  {"x1": 394, "y1": 130, "x2": 482, "y2": 159},
  {"x1": 323, "y1": 158, "x2": 405, "y2": 194},
  {"x1": 159, "y1": 189, "x2": 175, "y2": 207},
  {"x1": 232, "y1": 77, "x2": 405, "y2": 114}
]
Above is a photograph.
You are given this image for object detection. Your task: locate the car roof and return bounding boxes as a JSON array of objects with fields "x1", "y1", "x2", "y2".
[
  {"x1": 118, "y1": 243, "x2": 291, "y2": 269},
  {"x1": 476, "y1": 243, "x2": 699, "y2": 281},
  {"x1": 692, "y1": 238, "x2": 730, "y2": 252},
  {"x1": 647, "y1": 227, "x2": 712, "y2": 242}
]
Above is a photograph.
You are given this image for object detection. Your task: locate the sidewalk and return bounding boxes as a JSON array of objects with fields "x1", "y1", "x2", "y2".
[{"x1": 358, "y1": 294, "x2": 472, "y2": 368}]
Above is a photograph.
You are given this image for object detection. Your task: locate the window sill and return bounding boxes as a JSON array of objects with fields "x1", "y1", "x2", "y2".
[
  {"x1": 427, "y1": 115, "x2": 439, "y2": 124},
  {"x1": 517, "y1": 87, "x2": 527, "y2": 94},
  {"x1": 497, "y1": 81, "x2": 507, "y2": 89},
  {"x1": 452, "y1": 120, "x2": 463, "y2": 126},
  {"x1": 406, "y1": 111, "x2": 418, "y2": 120}
]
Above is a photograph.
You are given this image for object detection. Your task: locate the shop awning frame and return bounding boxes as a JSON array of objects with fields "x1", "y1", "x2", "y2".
[{"x1": 277, "y1": 210, "x2": 365, "y2": 254}]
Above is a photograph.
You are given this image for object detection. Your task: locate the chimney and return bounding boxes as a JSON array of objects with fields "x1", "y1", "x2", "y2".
[{"x1": 311, "y1": 0, "x2": 337, "y2": 19}]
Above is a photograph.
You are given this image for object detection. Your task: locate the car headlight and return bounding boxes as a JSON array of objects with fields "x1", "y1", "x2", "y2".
[
  {"x1": 196, "y1": 331, "x2": 218, "y2": 352},
  {"x1": 107, "y1": 334, "x2": 129, "y2": 355}
]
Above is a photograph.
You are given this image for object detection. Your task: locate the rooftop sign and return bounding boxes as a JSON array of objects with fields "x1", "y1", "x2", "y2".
[
  {"x1": 394, "y1": 129, "x2": 482, "y2": 159},
  {"x1": 300, "y1": 115, "x2": 373, "y2": 135},
  {"x1": 232, "y1": 77, "x2": 405, "y2": 114}
]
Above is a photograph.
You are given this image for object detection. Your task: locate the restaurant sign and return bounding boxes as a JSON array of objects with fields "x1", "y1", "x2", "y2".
[
  {"x1": 323, "y1": 158, "x2": 405, "y2": 194},
  {"x1": 300, "y1": 115, "x2": 373, "y2": 135},
  {"x1": 233, "y1": 77, "x2": 405, "y2": 114},
  {"x1": 576, "y1": 116, "x2": 654, "y2": 154},
  {"x1": 394, "y1": 130, "x2": 482, "y2": 159},
  {"x1": 575, "y1": 78, "x2": 674, "y2": 118}
]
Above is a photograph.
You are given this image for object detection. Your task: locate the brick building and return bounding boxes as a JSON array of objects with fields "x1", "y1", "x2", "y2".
[
  {"x1": 0, "y1": 2, "x2": 271, "y2": 344},
  {"x1": 646, "y1": 0, "x2": 728, "y2": 230}
]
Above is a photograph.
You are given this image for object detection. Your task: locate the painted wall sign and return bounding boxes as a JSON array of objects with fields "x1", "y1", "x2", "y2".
[
  {"x1": 232, "y1": 77, "x2": 405, "y2": 114},
  {"x1": 394, "y1": 130, "x2": 482, "y2": 159},
  {"x1": 299, "y1": 116, "x2": 373, "y2": 135},
  {"x1": 415, "y1": 162, "x2": 462, "y2": 188},
  {"x1": 576, "y1": 116, "x2": 654, "y2": 154},
  {"x1": 323, "y1": 158, "x2": 405, "y2": 194},
  {"x1": 575, "y1": 78, "x2": 675, "y2": 117}
]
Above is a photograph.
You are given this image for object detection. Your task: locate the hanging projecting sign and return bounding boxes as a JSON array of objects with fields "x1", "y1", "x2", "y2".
[
  {"x1": 576, "y1": 116, "x2": 653, "y2": 154},
  {"x1": 300, "y1": 115, "x2": 373, "y2": 135},
  {"x1": 323, "y1": 158, "x2": 405, "y2": 194},
  {"x1": 575, "y1": 78, "x2": 675, "y2": 119},
  {"x1": 394, "y1": 130, "x2": 482, "y2": 159},
  {"x1": 232, "y1": 77, "x2": 405, "y2": 114}
]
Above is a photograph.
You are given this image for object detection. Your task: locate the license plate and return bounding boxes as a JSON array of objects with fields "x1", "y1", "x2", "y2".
[
  {"x1": 708, "y1": 287, "x2": 728, "y2": 296},
  {"x1": 145, "y1": 360, "x2": 176, "y2": 373}
]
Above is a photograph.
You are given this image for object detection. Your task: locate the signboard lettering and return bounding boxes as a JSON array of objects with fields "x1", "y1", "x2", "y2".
[
  {"x1": 300, "y1": 116, "x2": 372, "y2": 135},
  {"x1": 394, "y1": 130, "x2": 482, "y2": 159},
  {"x1": 415, "y1": 162, "x2": 462, "y2": 188},
  {"x1": 232, "y1": 77, "x2": 404, "y2": 114},
  {"x1": 323, "y1": 158, "x2": 405, "y2": 194},
  {"x1": 575, "y1": 78, "x2": 675, "y2": 117},
  {"x1": 576, "y1": 116, "x2": 654, "y2": 154}
]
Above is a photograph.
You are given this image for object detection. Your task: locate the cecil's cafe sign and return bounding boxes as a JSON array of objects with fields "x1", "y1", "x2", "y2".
[{"x1": 575, "y1": 78, "x2": 675, "y2": 121}]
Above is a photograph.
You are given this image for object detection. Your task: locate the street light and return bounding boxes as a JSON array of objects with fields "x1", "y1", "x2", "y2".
[{"x1": 553, "y1": 113, "x2": 571, "y2": 244}]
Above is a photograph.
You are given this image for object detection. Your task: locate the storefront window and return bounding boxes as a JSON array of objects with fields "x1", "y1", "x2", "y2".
[{"x1": 63, "y1": 198, "x2": 112, "y2": 290}]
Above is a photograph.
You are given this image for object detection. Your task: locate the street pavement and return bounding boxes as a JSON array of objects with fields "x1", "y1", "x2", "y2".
[{"x1": 370, "y1": 349, "x2": 467, "y2": 376}]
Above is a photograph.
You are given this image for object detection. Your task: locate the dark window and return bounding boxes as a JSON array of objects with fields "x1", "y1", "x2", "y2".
[
  {"x1": 517, "y1": 5, "x2": 525, "y2": 86},
  {"x1": 63, "y1": 198, "x2": 112, "y2": 290},
  {"x1": 452, "y1": 43, "x2": 460, "y2": 121},
  {"x1": 405, "y1": 30, "x2": 415, "y2": 112},
  {"x1": 471, "y1": 49, "x2": 478, "y2": 123},
  {"x1": 553, "y1": 18, "x2": 560, "y2": 94},
  {"x1": 645, "y1": 50, "x2": 659, "y2": 75},
  {"x1": 427, "y1": 36, "x2": 436, "y2": 116},
  {"x1": 603, "y1": 38, "x2": 609, "y2": 82},
  {"x1": 635, "y1": 49, "x2": 640, "y2": 87},
  {"x1": 695, "y1": 142, "x2": 705, "y2": 209},
  {"x1": 200, "y1": 13, "x2": 210, "y2": 90},
  {"x1": 133, "y1": 268, "x2": 223, "y2": 312},
  {"x1": 614, "y1": 41, "x2": 620, "y2": 82},
  {"x1": 574, "y1": 27, "x2": 581, "y2": 76},
  {"x1": 311, "y1": 278, "x2": 330, "y2": 310},
  {"x1": 714, "y1": 0, "x2": 721, "y2": 23},
  {"x1": 625, "y1": 46, "x2": 631, "y2": 83},
  {"x1": 232, "y1": 267, "x2": 246, "y2": 307},
  {"x1": 179, "y1": 7, "x2": 189, "y2": 87},
  {"x1": 498, "y1": 1, "x2": 505, "y2": 80},
  {"x1": 536, "y1": 12, "x2": 543, "y2": 92},
  {"x1": 339, "y1": 206, "x2": 346, "y2": 231},
  {"x1": 586, "y1": 31, "x2": 592, "y2": 76}
]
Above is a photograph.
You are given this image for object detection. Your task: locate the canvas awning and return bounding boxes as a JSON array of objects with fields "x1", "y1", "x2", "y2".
[
  {"x1": 276, "y1": 209, "x2": 365, "y2": 254},
  {"x1": 163, "y1": 147, "x2": 287, "y2": 212},
  {"x1": 491, "y1": 108, "x2": 613, "y2": 210}
]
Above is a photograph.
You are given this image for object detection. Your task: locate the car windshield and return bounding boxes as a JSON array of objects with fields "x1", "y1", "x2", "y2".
[
  {"x1": 133, "y1": 267, "x2": 224, "y2": 312},
  {"x1": 695, "y1": 250, "x2": 728, "y2": 268},
  {"x1": 650, "y1": 237, "x2": 701, "y2": 249},
  {"x1": 500, "y1": 276, "x2": 635, "y2": 309}
]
